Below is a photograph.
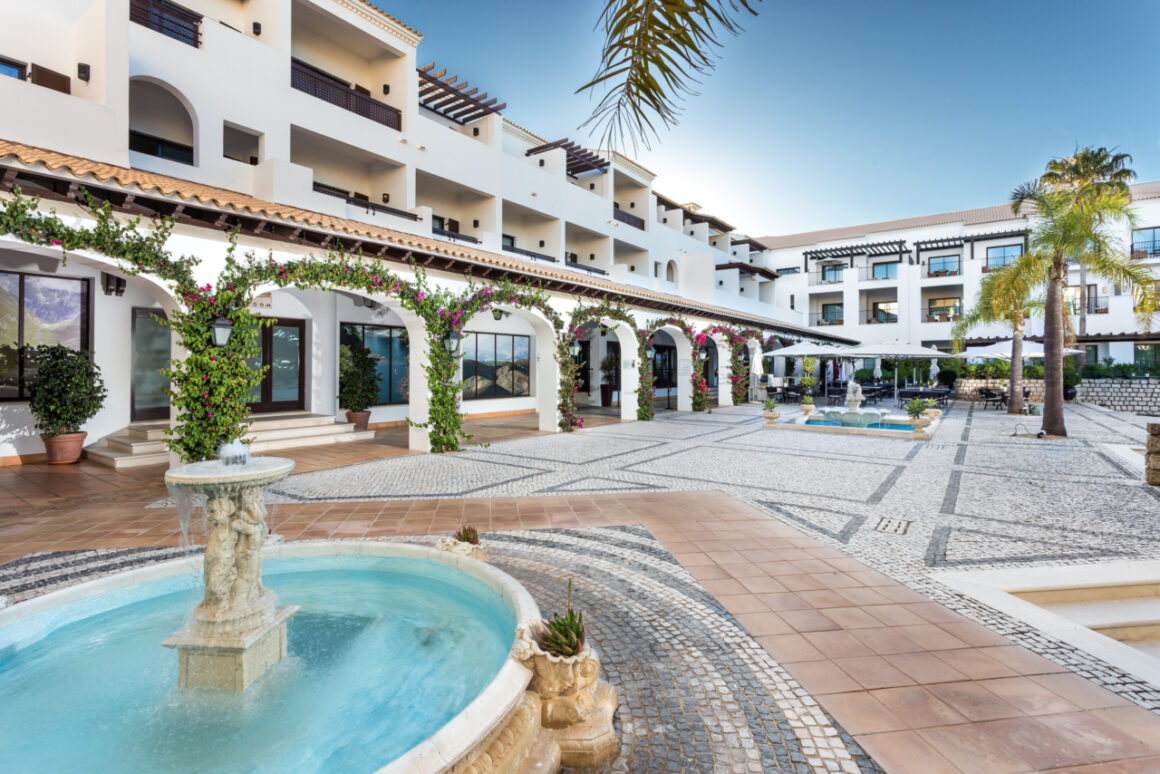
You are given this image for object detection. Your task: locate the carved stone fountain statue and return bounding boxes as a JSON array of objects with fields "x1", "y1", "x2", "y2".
[
  {"x1": 162, "y1": 445, "x2": 296, "y2": 690},
  {"x1": 814, "y1": 379, "x2": 890, "y2": 428}
]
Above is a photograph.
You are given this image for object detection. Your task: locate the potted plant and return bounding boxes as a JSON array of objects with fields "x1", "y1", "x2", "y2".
[
  {"x1": 762, "y1": 397, "x2": 780, "y2": 425},
  {"x1": 512, "y1": 580, "x2": 619, "y2": 766},
  {"x1": 436, "y1": 524, "x2": 487, "y2": 561},
  {"x1": 25, "y1": 344, "x2": 108, "y2": 464},
  {"x1": 1063, "y1": 368, "x2": 1081, "y2": 401},
  {"x1": 905, "y1": 397, "x2": 932, "y2": 428},
  {"x1": 923, "y1": 398, "x2": 941, "y2": 420},
  {"x1": 599, "y1": 351, "x2": 619, "y2": 407},
  {"x1": 338, "y1": 345, "x2": 380, "y2": 430},
  {"x1": 799, "y1": 357, "x2": 818, "y2": 414},
  {"x1": 799, "y1": 394, "x2": 815, "y2": 415}
]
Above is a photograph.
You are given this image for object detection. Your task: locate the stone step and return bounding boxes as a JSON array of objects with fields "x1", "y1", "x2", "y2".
[
  {"x1": 106, "y1": 436, "x2": 168, "y2": 455},
  {"x1": 249, "y1": 428, "x2": 377, "y2": 452},
  {"x1": 245, "y1": 422, "x2": 354, "y2": 443},
  {"x1": 246, "y1": 412, "x2": 338, "y2": 431},
  {"x1": 85, "y1": 445, "x2": 169, "y2": 468},
  {"x1": 126, "y1": 421, "x2": 169, "y2": 441}
]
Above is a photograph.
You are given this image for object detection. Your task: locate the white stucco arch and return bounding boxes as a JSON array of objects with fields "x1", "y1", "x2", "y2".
[
  {"x1": 128, "y1": 76, "x2": 199, "y2": 166},
  {"x1": 706, "y1": 331, "x2": 732, "y2": 407},
  {"x1": 488, "y1": 303, "x2": 560, "y2": 433},
  {"x1": 600, "y1": 317, "x2": 639, "y2": 421},
  {"x1": 652, "y1": 324, "x2": 693, "y2": 412}
]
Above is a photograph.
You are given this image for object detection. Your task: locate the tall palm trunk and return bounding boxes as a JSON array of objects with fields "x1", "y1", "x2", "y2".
[
  {"x1": 1007, "y1": 320, "x2": 1025, "y2": 415},
  {"x1": 1042, "y1": 258, "x2": 1068, "y2": 436}
]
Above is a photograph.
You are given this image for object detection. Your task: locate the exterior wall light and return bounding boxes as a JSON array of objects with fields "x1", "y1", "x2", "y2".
[
  {"x1": 568, "y1": 340, "x2": 581, "y2": 358},
  {"x1": 443, "y1": 332, "x2": 463, "y2": 352},
  {"x1": 210, "y1": 316, "x2": 233, "y2": 347},
  {"x1": 645, "y1": 343, "x2": 656, "y2": 360}
]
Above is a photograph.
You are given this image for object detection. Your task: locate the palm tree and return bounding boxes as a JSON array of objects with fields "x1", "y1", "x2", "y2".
[
  {"x1": 578, "y1": 0, "x2": 759, "y2": 151},
  {"x1": 952, "y1": 266, "x2": 1042, "y2": 415},
  {"x1": 1010, "y1": 182, "x2": 1158, "y2": 436},
  {"x1": 1037, "y1": 147, "x2": 1136, "y2": 368}
]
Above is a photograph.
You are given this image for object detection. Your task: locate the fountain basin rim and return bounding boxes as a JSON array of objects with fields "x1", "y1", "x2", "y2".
[
  {"x1": 164, "y1": 456, "x2": 296, "y2": 489},
  {"x1": 0, "y1": 539, "x2": 541, "y2": 774}
]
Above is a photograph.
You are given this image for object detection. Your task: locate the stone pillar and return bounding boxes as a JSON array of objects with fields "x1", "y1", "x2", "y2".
[{"x1": 1148, "y1": 423, "x2": 1160, "y2": 487}]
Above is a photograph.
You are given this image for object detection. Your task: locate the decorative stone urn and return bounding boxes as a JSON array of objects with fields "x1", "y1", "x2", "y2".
[
  {"x1": 762, "y1": 410, "x2": 781, "y2": 427},
  {"x1": 924, "y1": 407, "x2": 942, "y2": 420},
  {"x1": 910, "y1": 415, "x2": 932, "y2": 429},
  {"x1": 436, "y1": 535, "x2": 488, "y2": 562},
  {"x1": 512, "y1": 623, "x2": 619, "y2": 768},
  {"x1": 800, "y1": 402, "x2": 815, "y2": 416}
]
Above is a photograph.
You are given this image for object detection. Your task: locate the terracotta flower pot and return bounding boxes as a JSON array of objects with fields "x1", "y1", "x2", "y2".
[
  {"x1": 345, "y1": 410, "x2": 371, "y2": 430},
  {"x1": 42, "y1": 432, "x2": 86, "y2": 464}
]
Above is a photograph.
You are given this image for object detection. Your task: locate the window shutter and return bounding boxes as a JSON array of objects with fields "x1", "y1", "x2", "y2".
[
  {"x1": 447, "y1": 218, "x2": 460, "y2": 233},
  {"x1": 30, "y1": 64, "x2": 70, "y2": 94}
]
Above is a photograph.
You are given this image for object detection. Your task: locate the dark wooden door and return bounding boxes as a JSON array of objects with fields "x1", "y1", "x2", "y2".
[
  {"x1": 247, "y1": 318, "x2": 305, "y2": 413},
  {"x1": 131, "y1": 307, "x2": 170, "y2": 421}
]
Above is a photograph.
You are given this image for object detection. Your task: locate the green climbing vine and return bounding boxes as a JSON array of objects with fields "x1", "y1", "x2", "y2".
[
  {"x1": 562, "y1": 298, "x2": 638, "y2": 429},
  {"x1": 0, "y1": 189, "x2": 562, "y2": 459},
  {"x1": 701, "y1": 325, "x2": 768, "y2": 405},
  {"x1": 637, "y1": 316, "x2": 698, "y2": 420}
]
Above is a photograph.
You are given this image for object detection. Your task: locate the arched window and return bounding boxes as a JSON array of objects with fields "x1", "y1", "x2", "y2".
[
  {"x1": 129, "y1": 79, "x2": 196, "y2": 165},
  {"x1": 665, "y1": 261, "x2": 677, "y2": 283}
]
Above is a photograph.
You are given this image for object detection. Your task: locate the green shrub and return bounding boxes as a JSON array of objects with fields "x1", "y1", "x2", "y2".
[
  {"x1": 25, "y1": 345, "x2": 107, "y2": 436},
  {"x1": 936, "y1": 368, "x2": 958, "y2": 386},
  {"x1": 1081, "y1": 362, "x2": 1109, "y2": 379},
  {"x1": 905, "y1": 397, "x2": 932, "y2": 418},
  {"x1": 1023, "y1": 364, "x2": 1044, "y2": 379},
  {"x1": 1063, "y1": 368, "x2": 1082, "y2": 388},
  {"x1": 983, "y1": 359, "x2": 1009, "y2": 379},
  {"x1": 338, "y1": 344, "x2": 381, "y2": 412},
  {"x1": 853, "y1": 368, "x2": 874, "y2": 382}
]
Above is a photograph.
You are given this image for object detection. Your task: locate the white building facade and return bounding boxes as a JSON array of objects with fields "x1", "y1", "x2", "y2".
[
  {"x1": 758, "y1": 191, "x2": 1160, "y2": 369},
  {"x1": 0, "y1": 0, "x2": 853, "y2": 465}
]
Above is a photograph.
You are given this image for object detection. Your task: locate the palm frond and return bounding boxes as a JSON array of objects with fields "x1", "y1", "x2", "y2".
[{"x1": 577, "y1": 0, "x2": 760, "y2": 152}]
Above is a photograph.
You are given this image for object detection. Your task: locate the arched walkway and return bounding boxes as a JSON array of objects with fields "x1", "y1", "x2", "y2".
[
  {"x1": 600, "y1": 317, "x2": 639, "y2": 422},
  {"x1": 706, "y1": 332, "x2": 732, "y2": 407},
  {"x1": 652, "y1": 325, "x2": 693, "y2": 412}
]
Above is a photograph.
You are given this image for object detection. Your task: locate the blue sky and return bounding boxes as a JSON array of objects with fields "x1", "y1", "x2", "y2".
[{"x1": 379, "y1": 1, "x2": 1160, "y2": 237}]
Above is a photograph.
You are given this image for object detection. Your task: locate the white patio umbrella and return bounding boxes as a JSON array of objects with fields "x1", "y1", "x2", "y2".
[
  {"x1": 958, "y1": 340, "x2": 1082, "y2": 360},
  {"x1": 840, "y1": 342, "x2": 946, "y2": 398},
  {"x1": 929, "y1": 358, "x2": 940, "y2": 383},
  {"x1": 873, "y1": 358, "x2": 882, "y2": 380},
  {"x1": 762, "y1": 341, "x2": 846, "y2": 357}
]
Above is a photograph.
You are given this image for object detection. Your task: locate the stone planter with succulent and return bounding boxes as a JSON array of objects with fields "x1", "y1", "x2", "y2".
[
  {"x1": 512, "y1": 580, "x2": 619, "y2": 768},
  {"x1": 905, "y1": 397, "x2": 933, "y2": 428},
  {"x1": 762, "y1": 397, "x2": 780, "y2": 426},
  {"x1": 436, "y1": 524, "x2": 487, "y2": 562},
  {"x1": 26, "y1": 344, "x2": 108, "y2": 464}
]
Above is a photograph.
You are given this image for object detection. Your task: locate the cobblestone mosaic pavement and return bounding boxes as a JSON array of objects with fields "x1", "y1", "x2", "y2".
[
  {"x1": 0, "y1": 528, "x2": 881, "y2": 774},
  {"x1": 250, "y1": 402, "x2": 1160, "y2": 709}
]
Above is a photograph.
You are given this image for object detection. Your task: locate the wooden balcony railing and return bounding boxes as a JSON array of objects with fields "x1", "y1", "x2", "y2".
[
  {"x1": 130, "y1": 0, "x2": 201, "y2": 48},
  {"x1": 291, "y1": 60, "x2": 401, "y2": 130},
  {"x1": 612, "y1": 207, "x2": 644, "y2": 230}
]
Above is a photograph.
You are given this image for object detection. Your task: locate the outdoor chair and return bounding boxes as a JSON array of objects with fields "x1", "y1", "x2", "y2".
[{"x1": 979, "y1": 388, "x2": 1006, "y2": 410}]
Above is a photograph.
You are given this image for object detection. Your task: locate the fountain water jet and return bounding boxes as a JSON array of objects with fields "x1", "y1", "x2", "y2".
[
  {"x1": 162, "y1": 447, "x2": 296, "y2": 690},
  {"x1": 814, "y1": 381, "x2": 890, "y2": 428}
]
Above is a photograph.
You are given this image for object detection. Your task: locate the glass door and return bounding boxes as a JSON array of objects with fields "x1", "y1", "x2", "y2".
[
  {"x1": 248, "y1": 318, "x2": 305, "y2": 413},
  {"x1": 131, "y1": 307, "x2": 171, "y2": 421}
]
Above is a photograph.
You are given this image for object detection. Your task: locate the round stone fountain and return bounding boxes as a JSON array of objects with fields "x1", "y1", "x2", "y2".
[
  {"x1": 815, "y1": 381, "x2": 890, "y2": 428},
  {"x1": 161, "y1": 447, "x2": 297, "y2": 690}
]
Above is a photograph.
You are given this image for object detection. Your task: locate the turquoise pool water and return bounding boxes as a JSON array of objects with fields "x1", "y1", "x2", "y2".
[
  {"x1": 804, "y1": 418, "x2": 916, "y2": 431},
  {"x1": 0, "y1": 555, "x2": 516, "y2": 774}
]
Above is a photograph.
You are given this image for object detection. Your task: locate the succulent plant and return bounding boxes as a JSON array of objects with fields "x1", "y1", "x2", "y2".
[
  {"x1": 454, "y1": 525, "x2": 480, "y2": 545},
  {"x1": 763, "y1": 398, "x2": 778, "y2": 411},
  {"x1": 538, "y1": 579, "x2": 586, "y2": 658}
]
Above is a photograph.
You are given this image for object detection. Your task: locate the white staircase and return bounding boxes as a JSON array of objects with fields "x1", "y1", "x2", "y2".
[{"x1": 86, "y1": 412, "x2": 378, "y2": 469}]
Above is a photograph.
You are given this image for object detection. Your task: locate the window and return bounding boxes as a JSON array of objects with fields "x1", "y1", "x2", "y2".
[
  {"x1": 1084, "y1": 344, "x2": 1099, "y2": 363},
  {"x1": 776, "y1": 266, "x2": 799, "y2": 275},
  {"x1": 339, "y1": 323, "x2": 409, "y2": 405},
  {"x1": 462, "y1": 332, "x2": 531, "y2": 399},
  {"x1": 871, "y1": 262, "x2": 897, "y2": 280},
  {"x1": 0, "y1": 56, "x2": 25, "y2": 81},
  {"x1": 927, "y1": 297, "x2": 960, "y2": 321},
  {"x1": 129, "y1": 130, "x2": 194, "y2": 165},
  {"x1": 789, "y1": 294, "x2": 795, "y2": 310},
  {"x1": 1132, "y1": 227, "x2": 1160, "y2": 258},
  {"x1": 870, "y1": 301, "x2": 898, "y2": 323},
  {"x1": 0, "y1": 271, "x2": 91, "y2": 400},
  {"x1": 1136, "y1": 343, "x2": 1158, "y2": 374},
  {"x1": 502, "y1": 234, "x2": 515, "y2": 249},
  {"x1": 821, "y1": 264, "x2": 844, "y2": 283},
  {"x1": 822, "y1": 303, "x2": 843, "y2": 323},
  {"x1": 986, "y1": 244, "x2": 1022, "y2": 271},
  {"x1": 927, "y1": 255, "x2": 960, "y2": 276},
  {"x1": 431, "y1": 215, "x2": 446, "y2": 230}
]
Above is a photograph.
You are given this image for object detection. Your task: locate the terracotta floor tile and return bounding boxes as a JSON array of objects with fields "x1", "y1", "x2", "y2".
[
  {"x1": 1029, "y1": 673, "x2": 1133, "y2": 712},
  {"x1": 789, "y1": 660, "x2": 863, "y2": 695},
  {"x1": 835, "y1": 655, "x2": 916, "y2": 690},
  {"x1": 834, "y1": 586, "x2": 894, "y2": 607},
  {"x1": 927, "y1": 681, "x2": 1025, "y2": 722},
  {"x1": 1036, "y1": 711, "x2": 1159, "y2": 762},
  {"x1": 754, "y1": 592, "x2": 813, "y2": 611},
  {"x1": 854, "y1": 730, "x2": 961, "y2": 774},
  {"x1": 976, "y1": 716, "x2": 1097, "y2": 769},
  {"x1": 733, "y1": 611, "x2": 793, "y2": 637},
  {"x1": 803, "y1": 630, "x2": 876, "y2": 659},
  {"x1": 936, "y1": 620, "x2": 1013, "y2": 648},
  {"x1": 796, "y1": 589, "x2": 855, "y2": 609},
  {"x1": 854, "y1": 626, "x2": 926, "y2": 656},
  {"x1": 868, "y1": 686, "x2": 968, "y2": 729},
  {"x1": 1044, "y1": 757, "x2": 1160, "y2": 774},
  {"x1": 935, "y1": 649, "x2": 1020, "y2": 680},
  {"x1": 895, "y1": 624, "x2": 968, "y2": 651},
  {"x1": 916, "y1": 724, "x2": 1032, "y2": 774},
  {"x1": 821, "y1": 606, "x2": 885, "y2": 630},
  {"x1": 714, "y1": 593, "x2": 768, "y2": 614},
  {"x1": 864, "y1": 604, "x2": 929, "y2": 628},
  {"x1": 779, "y1": 608, "x2": 843, "y2": 633},
  {"x1": 888, "y1": 651, "x2": 969, "y2": 685},
  {"x1": 980, "y1": 644, "x2": 1068, "y2": 676},
  {"x1": 755, "y1": 633, "x2": 825, "y2": 663},
  {"x1": 821, "y1": 691, "x2": 908, "y2": 735},
  {"x1": 700, "y1": 578, "x2": 750, "y2": 597},
  {"x1": 1090, "y1": 707, "x2": 1160, "y2": 749}
]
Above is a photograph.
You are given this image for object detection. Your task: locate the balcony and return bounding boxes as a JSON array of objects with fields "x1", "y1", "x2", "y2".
[
  {"x1": 312, "y1": 182, "x2": 419, "y2": 221},
  {"x1": 565, "y1": 260, "x2": 608, "y2": 276},
  {"x1": 809, "y1": 312, "x2": 844, "y2": 327},
  {"x1": 809, "y1": 269, "x2": 846, "y2": 286},
  {"x1": 1067, "y1": 296, "x2": 1110, "y2": 315},
  {"x1": 130, "y1": 0, "x2": 202, "y2": 48},
  {"x1": 503, "y1": 244, "x2": 557, "y2": 263},
  {"x1": 925, "y1": 262, "x2": 961, "y2": 278},
  {"x1": 923, "y1": 309, "x2": 961, "y2": 323},
  {"x1": 129, "y1": 129, "x2": 193, "y2": 165},
  {"x1": 291, "y1": 60, "x2": 401, "y2": 130},
  {"x1": 862, "y1": 309, "x2": 899, "y2": 325},
  {"x1": 982, "y1": 260, "x2": 1015, "y2": 273},
  {"x1": 859, "y1": 265, "x2": 898, "y2": 282},
  {"x1": 612, "y1": 207, "x2": 644, "y2": 230},
  {"x1": 1131, "y1": 240, "x2": 1160, "y2": 260},
  {"x1": 433, "y1": 227, "x2": 480, "y2": 244}
]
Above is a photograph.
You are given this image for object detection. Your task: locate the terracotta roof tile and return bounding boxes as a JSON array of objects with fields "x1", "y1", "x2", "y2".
[{"x1": 0, "y1": 139, "x2": 841, "y2": 341}]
